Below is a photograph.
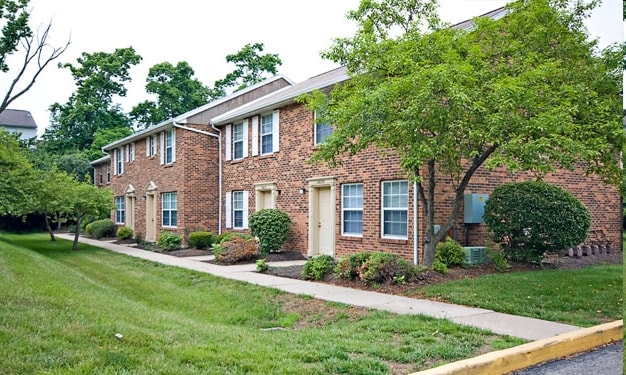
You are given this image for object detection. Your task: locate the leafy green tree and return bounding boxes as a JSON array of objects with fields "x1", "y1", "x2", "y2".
[
  {"x1": 130, "y1": 61, "x2": 213, "y2": 128},
  {"x1": 300, "y1": 0, "x2": 623, "y2": 266},
  {"x1": 213, "y1": 42, "x2": 282, "y2": 96},
  {"x1": 43, "y1": 47, "x2": 141, "y2": 153},
  {"x1": 0, "y1": 129, "x2": 35, "y2": 215},
  {"x1": 0, "y1": 0, "x2": 69, "y2": 113},
  {"x1": 82, "y1": 127, "x2": 132, "y2": 162},
  {"x1": 33, "y1": 168, "x2": 76, "y2": 240},
  {"x1": 66, "y1": 182, "x2": 113, "y2": 250}
]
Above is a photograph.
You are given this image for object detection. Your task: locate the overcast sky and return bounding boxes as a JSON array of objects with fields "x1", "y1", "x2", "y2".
[{"x1": 3, "y1": 0, "x2": 622, "y2": 136}]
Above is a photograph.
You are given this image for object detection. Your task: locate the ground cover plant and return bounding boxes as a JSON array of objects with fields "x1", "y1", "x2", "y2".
[{"x1": 0, "y1": 233, "x2": 522, "y2": 374}]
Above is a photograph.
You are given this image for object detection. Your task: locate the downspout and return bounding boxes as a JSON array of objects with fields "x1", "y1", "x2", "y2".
[
  {"x1": 172, "y1": 121, "x2": 223, "y2": 235},
  {"x1": 413, "y1": 181, "x2": 419, "y2": 265}
]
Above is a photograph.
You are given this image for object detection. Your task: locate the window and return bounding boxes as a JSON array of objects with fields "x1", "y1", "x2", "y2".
[
  {"x1": 261, "y1": 113, "x2": 273, "y2": 155},
  {"x1": 148, "y1": 135, "x2": 157, "y2": 156},
  {"x1": 233, "y1": 122, "x2": 244, "y2": 160},
  {"x1": 233, "y1": 191, "x2": 244, "y2": 228},
  {"x1": 127, "y1": 143, "x2": 135, "y2": 162},
  {"x1": 314, "y1": 111, "x2": 333, "y2": 145},
  {"x1": 342, "y1": 183, "x2": 363, "y2": 236},
  {"x1": 98, "y1": 167, "x2": 103, "y2": 185},
  {"x1": 165, "y1": 129, "x2": 174, "y2": 164},
  {"x1": 381, "y1": 180, "x2": 408, "y2": 239},
  {"x1": 106, "y1": 163, "x2": 111, "y2": 183},
  {"x1": 115, "y1": 196, "x2": 125, "y2": 224},
  {"x1": 115, "y1": 148, "x2": 123, "y2": 175},
  {"x1": 161, "y1": 192, "x2": 177, "y2": 227}
]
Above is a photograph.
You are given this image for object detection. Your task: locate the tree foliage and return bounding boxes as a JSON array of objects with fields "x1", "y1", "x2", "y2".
[
  {"x1": 43, "y1": 47, "x2": 141, "y2": 153},
  {"x1": 299, "y1": 0, "x2": 623, "y2": 266},
  {"x1": 130, "y1": 61, "x2": 213, "y2": 128},
  {"x1": 484, "y1": 180, "x2": 591, "y2": 263},
  {"x1": 0, "y1": 129, "x2": 35, "y2": 215},
  {"x1": 0, "y1": 0, "x2": 69, "y2": 113},
  {"x1": 213, "y1": 42, "x2": 282, "y2": 96}
]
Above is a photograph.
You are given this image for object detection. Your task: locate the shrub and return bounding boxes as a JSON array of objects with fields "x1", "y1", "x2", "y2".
[
  {"x1": 335, "y1": 252, "x2": 373, "y2": 280},
  {"x1": 302, "y1": 255, "x2": 336, "y2": 280},
  {"x1": 484, "y1": 180, "x2": 591, "y2": 264},
  {"x1": 214, "y1": 236, "x2": 258, "y2": 263},
  {"x1": 248, "y1": 209, "x2": 291, "y2": 256},
  {"x1": 158, "y1": 231, "x2": 182, "y2": 251},
  {"x1": 488, "y1": 249, "x2": 511, "y2": 272},
  {"x1": 435, "y1": 237, "x2": 466, "y2": 266},
  {"x1": 188, "y1": 231, "x2": 213, "y2": 249},
  {"x1": 432, "y1": 259, "x2": 448, "y2": 274},
  {"x1": 256, "y1": 259, "x2": 268, "y2": 273},
  {"x1": 117, "y1": 226, "x2": 133, "y2": 240},
  {"x1": 88, "y1": 219, "x2": 115, "y2": 239}
]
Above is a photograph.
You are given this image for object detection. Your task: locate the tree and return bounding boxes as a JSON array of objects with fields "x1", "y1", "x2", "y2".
[
  {"x1": 0, "y1": 0, "x2": 69, "y2": 113},
  {"x1": 213, "y1": 42, "x2": 282, "y2": 96},
  {"x1": 33, "y1": 168, "x2": 76, "y2": 240},
  {"x1": 130, "y1": 61, "x2": 212, "y2": 128},
  {"x1": 43, "y1": 47, "x2": 141, "y2": 153},
  {"x1": 0, "y1": 129, "x2": 35, "y2": 215},
  {"x1": 81, "y1": 126, "x2": 132, "y2": 162},
  {"x1": 66, "y1": 182, "x2": 113, "y2": 250},
  {"x1": 300, "y1": 0, "x2": 623, "y2": 266}
]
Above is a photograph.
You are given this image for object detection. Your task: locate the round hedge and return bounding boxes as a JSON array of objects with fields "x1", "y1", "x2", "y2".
[
  {"x1": 483, "y1": 180, "x2": 590, "y2": 263},
  {"x1": 248, "y1": 209, "x2": 291, "y2": 256}
]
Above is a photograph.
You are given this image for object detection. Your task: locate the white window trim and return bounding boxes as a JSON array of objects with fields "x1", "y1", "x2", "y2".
[
  {"x1": 251, "y1": 116, "x2": 259, "y2": 156},
  {"x1": 225, "y1": 191, "x2": 232, "y2": 228},
  {"x1": 342, "y1": 183, "x2": 363, "y2": 237},
  {"x1": 381, "y1": 180, "x2": 409, "y2": 240},
  {"x1": 128, "y1": 142, "x2": 135, "y2": 162},
  {"x1": 164, "y1": 129, "x2": 176, "y2": 164},
  {"x1": 260, "y1": 111, "x2": 280, "y2": 155},
  {"x1": 232, "y1": 121, "x2": 245, "y2": 160},
  {"x1": 115, "y1": 196, "x2": 125, "y2": 224},
  {"x1": 115, "y1": 148, "x2": 124, "y2": 175},
  {"x1": 314, "y1": 111, "x2": 334, "y2": 146},
  {"x1": 161, "y1": 192, "x2": 178, "y2": 228},
  {"x1": 227, "y1": 190, "x2": 249, "y2": 229},
  {"x1": 225, "y1": 124, "x2": 232, "y2": 161}
]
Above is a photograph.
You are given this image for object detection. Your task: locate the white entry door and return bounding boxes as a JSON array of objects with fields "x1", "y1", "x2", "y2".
[{"x1": 315, "y1": 186, "x2": 334, "y2": 256}]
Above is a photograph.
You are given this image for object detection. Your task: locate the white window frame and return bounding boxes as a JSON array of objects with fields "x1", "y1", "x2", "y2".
[
  {"x1": 161, "y1": 192, "x2": 178, "y2": 228},
  {"x1": 226, "y1": 191, "x2": 248, "y2": 229},
  {"x1": 314, "y1": 111, "x2": 334, "y2": 145},
  {"x1": 232, "y1": 121, "x2": 244, "y2": 160},
  {"x1": 258, "y1": 110, "x2": 279, "y2": 155},
  {"x1": 164, "y1": 129, "x2": 175, "y2": 164},
  {"x1": 381, "y1": 180, "x2": 409, "y2": 239},
  {"x1": 146, "y1": 135, "x2": 157, "y2": 157},
  {"x1": 115, "y1": 148, "x2": 124, "y2": 175},
  {"x1": 106, "y1": 163, "x2": 111, "y2": 183},
  {"x1": 115, "y1": 196, "x2": 125, "y2": 224},
  {"x1": 128, "y1": 142, "x2": 135, "y2": 162},
  {"x1": 342, "y1": 183, "x2": 363, "y2": 236},
  {"x1": 260, "y1": 113, "x2": 273, "y2": 155}
]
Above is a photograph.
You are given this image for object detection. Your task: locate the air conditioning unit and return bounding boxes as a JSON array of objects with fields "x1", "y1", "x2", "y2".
[{"x1": 463, "y1": 246, "x2": 488, "y2": 265}]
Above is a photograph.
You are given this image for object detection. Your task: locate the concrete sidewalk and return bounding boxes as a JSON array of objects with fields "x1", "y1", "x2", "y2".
[{"x1": 59, "y1": 234, "x2": 580, "y2": 342}]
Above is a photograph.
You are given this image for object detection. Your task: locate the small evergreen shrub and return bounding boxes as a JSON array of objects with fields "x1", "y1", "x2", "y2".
[
  {"x1": 302, "y1": 255, "x2": 336, "y2": 280},
  {"x1": 248, "y1": 209, "x2": 291, "y2": 256},
  {"x1": 435, "y1": 237, "x2": 466, "y2": 267},
  {"x1": 158, "y1": 231, "x2": 182, "y2": 251},
  {"x1": 484, "y1": 180, "x2": 591, "y2": 263},
  {"x1": 432, "y1": 259, "x2": 449, "y2": 274},
  {"x1": 89, "y1": 219, "x2": 115, "y2": 239},
  {"x1": 117, "y1": 226, "x2": 133, "y2": 240},
  {"x1": 188, "y1": 231, "x2": 213, "y2": 249}
]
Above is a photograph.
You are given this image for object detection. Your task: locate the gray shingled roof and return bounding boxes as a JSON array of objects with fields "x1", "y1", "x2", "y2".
[{"x1": 0, "y1": 109, "x2": 37, "y2": 128}]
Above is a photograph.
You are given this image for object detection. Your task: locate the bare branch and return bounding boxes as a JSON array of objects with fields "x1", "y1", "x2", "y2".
[{"x1": 0, "y1": 20, "x2": 70, "y2": 113}]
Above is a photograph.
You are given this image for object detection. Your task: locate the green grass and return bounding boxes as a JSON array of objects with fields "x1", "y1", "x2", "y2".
[
  {"x1": 0, "y1": 233, "x2": 522, "y2": 374},
  {"x1": 412, "y1": 264, "x2": 622, "y2": 327}
]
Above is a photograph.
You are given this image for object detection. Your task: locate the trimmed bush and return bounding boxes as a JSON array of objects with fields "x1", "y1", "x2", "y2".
[
  {"x1": 484, "y1": 180, "x2": 591, "y2": 263},
  {"x1": 248, "y1": 209, "x2": 291, "y2": 256},
  {"x1": 188, "y1": 231, "x2": 213, "y2": 249},
  {"x1": 158, "y1": 231, "x2": 182, "y2": 251},
  {"x1": 335, "y1": 251, "x2": 421, "y2": 284},
  {"x1": 88, "y1": 219, "x2": 115, "y2": 239},
  {"x1": 214, "y1": 236, "x2": 258, "y2": 263},
  {"x1": 435, "y1": 238, "x2": 466, "y2": 267},
  {"x1": 302, "y1": 255, "x2": 336, "y2": 280},
  {"x1": 117, "y1": 226, "x2": 133, "y2": 240}
]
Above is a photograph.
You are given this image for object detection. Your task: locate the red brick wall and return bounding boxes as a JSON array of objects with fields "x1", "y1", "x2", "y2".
[
  {"x1": 101, "y1": 125, "x2": 220, "y2": 240},
  {"x1": 221, "y1": 103, "x2": 622, "y2": 263}
]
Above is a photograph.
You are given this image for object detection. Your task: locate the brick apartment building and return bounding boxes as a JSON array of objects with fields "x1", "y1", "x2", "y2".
[{"x1": 91, "y1": 75, "x2": 293, "y2": 242}]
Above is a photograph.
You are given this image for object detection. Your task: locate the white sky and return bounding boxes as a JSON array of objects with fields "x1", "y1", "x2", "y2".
[{"x1": 3, "y1": 0, "x2": 622, "y2": 136}]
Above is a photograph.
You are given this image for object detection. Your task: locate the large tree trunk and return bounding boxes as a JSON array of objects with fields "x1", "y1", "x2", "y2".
[
  {"x1": 72, "y1": 216, "x2": 82, "y2": 251},
  {"x1": 44, "y1": 216, "x2": 56, "y2": 241}
]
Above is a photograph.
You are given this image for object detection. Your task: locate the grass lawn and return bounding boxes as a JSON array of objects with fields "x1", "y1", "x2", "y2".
[
  {"x1": 0, "y1": 233, "x2": 523, "y2": 374},
  {"x1": 410, "y1": 264, "x2": 622, "y2": 328}
]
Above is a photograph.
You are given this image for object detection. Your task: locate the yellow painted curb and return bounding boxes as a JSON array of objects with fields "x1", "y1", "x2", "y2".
[{"x1": 411, "y1": 320, "x2": 623, "y2": 375}]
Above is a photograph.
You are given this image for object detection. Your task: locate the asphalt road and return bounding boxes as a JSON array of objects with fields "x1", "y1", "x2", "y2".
[{"x1": 509, "y1": 341, "x2": 623, "y2": 375}]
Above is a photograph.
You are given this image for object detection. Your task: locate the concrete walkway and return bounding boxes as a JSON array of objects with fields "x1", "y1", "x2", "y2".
[{"x1": 58, "y1": 234, "x2": 579, "y2": 342}]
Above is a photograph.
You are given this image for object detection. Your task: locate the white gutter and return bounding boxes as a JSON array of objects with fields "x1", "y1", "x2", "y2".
[
  {"x1": 172, "y1": 121, "x2": 223, "y2": 235},
  {"x1": 413, "y1": 181, "x2": 419, "y2": 265}
]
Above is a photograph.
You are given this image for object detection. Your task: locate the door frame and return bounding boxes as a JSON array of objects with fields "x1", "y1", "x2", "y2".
[
  {"x1": 307, "y1": 177, "x2": 336, "y2": 257},
  {"x1": 145, "y1": 181, "x2": 157, "y2": 242}
]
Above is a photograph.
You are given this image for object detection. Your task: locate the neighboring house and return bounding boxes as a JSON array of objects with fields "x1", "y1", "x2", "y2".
[
  {"x1": 0, "y1": 109, "x2": 37, "y2": 140},
  {"x1": 91, "y1": 75, "x2": 293, "y2": 242},
  {"x1": 210, "y1": 67, "x2": 621, "y2": 263}
]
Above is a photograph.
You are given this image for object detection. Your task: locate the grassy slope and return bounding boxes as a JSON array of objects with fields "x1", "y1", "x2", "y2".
[{"x1": 0, "y1": 233, "x2": 521, "y2": 374}]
